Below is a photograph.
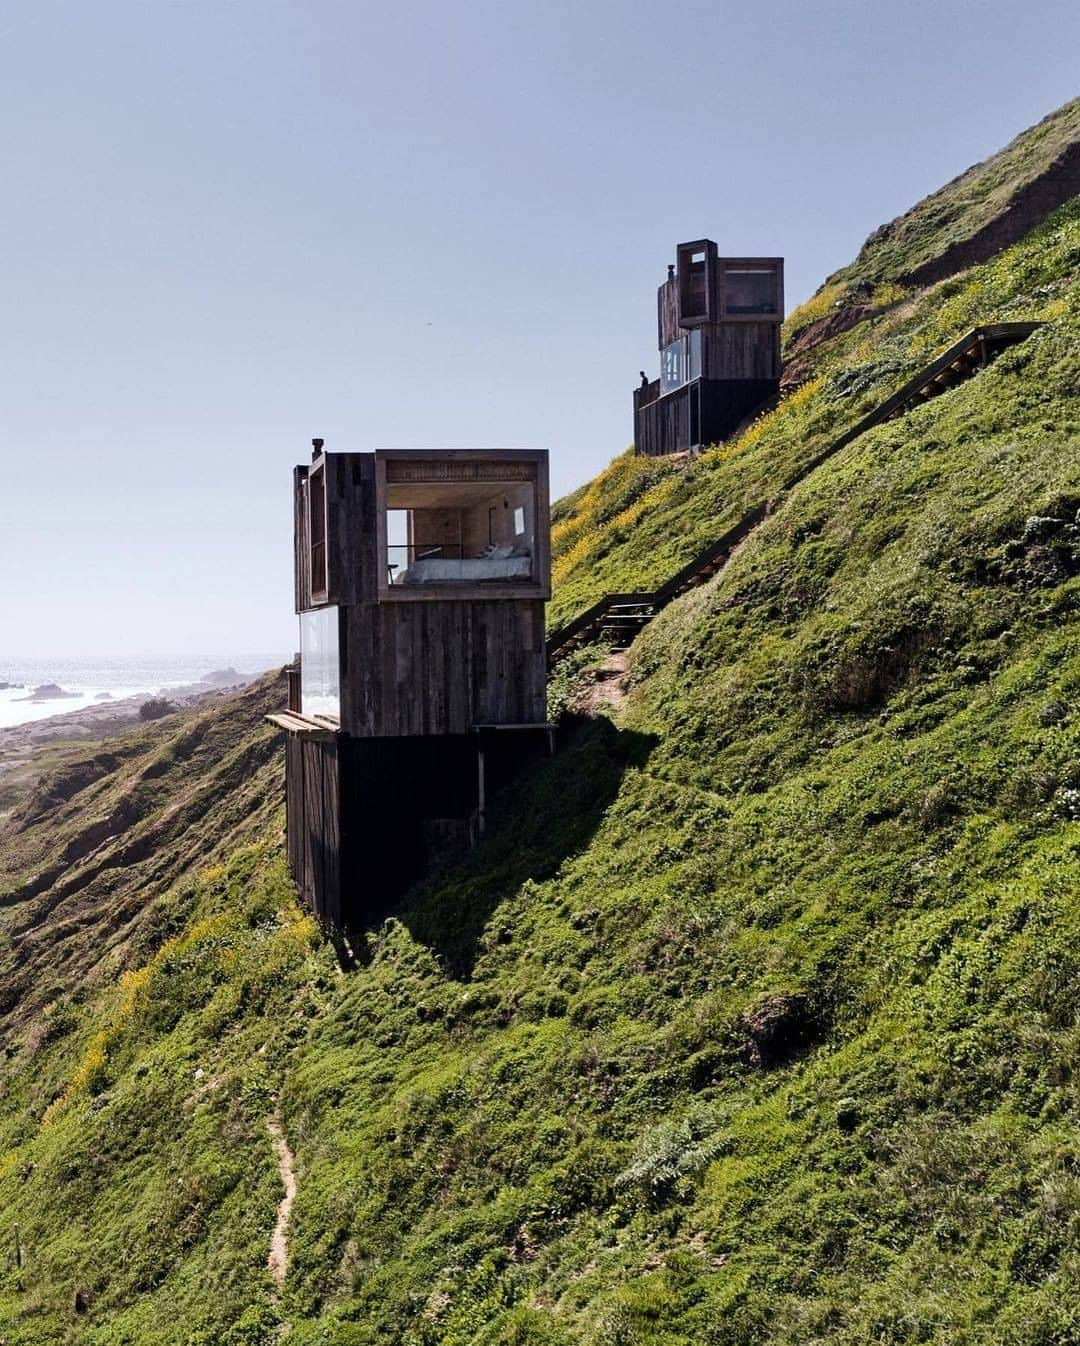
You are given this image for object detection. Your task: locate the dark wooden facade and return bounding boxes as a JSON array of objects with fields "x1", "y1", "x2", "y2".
[
  {"x1": 278, "y1": 721, "x2": 554, "y2": 925},
  {"x1": 272, "y1": 446, "x2": 552, "y2": 928},
  {"x1": 339, "y1": 599, "x2": 546, "y2": 737},
  {"x1": 635, "y1": 241, "x2": 783, "y2": 457},
  {"x1": 284, "y1": 730, "x2": 341, "y2": 924},
  {"x1": 633, "y1": 379, "x2": 777, "y2": 459}
]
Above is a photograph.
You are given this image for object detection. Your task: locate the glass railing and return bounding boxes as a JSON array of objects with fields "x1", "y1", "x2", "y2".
[
  {"x1": 658, "y1": 331, "x2": 702, "y2": 395},
  {"x1": 299, "y1": 607, "x2": 340, "y2": 719}
]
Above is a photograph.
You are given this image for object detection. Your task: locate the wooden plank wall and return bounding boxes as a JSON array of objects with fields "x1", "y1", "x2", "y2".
[
  {"x1": 326, "y1": 453, "x2": 378, "y2": 607},
  {"x1": 294, "y1": 454, "x2": 378, "y2": 612},
  {"x1": 701, "y1": 323, "x2": 781, "y2": 381},
  {"x1": 635, "y1": 386, "x2": 692, "y2": 458},
  {"x1": 285, "y1": 734, "x2": 341, "y2": 924},
  {"x1": 635, "y1": 378, "x2": 780, "y2": 456},
  {"x1": 657, "y1": 279, "x2": 680, "y2": 349},
  {"x1": 340, "y1": 598, "x2": 547, "y2": 736}
]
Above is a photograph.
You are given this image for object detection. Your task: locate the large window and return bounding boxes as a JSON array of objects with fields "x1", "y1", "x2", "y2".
[
  {"x1": 380, "y1": 457, "x2": 542, "y2": 590},
  {"x1": 724, "y1": 267, "x2": 778, "y2": 315},
  {"x1": 300, "y1": 607, "x2": 340, "y2": 719},
  {"x1": 687, "y1": 328, "x2": 702, "y2": 382},
  {"x1": 660, "y1": 338, "x2": 686, "y2": 394},
  {"x1": 308, "y1": 464, "x2": 327, "y2": 598}
]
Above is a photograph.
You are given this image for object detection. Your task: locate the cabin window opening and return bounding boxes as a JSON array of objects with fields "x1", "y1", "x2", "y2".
[
  {"x1": 679, "y1": 248, "x2": 709, "y2": 321},
  {"x1": 660, "y1": 337, "x2": 687, "y2": 394},
  {"x1": 725, "y1": 267, "x2": 777, "y2": 315},
  {"x1": 299, "y1": 606, "x2": 340, "y2": 719},
  {"x1": 687, "y1": 328, "x2": 702, "y2": 382},
  {"x1": 309, "y1": 465, "x2": 327, "y2": 598},
  {"x1": 382, "y1": 462, "x2": 539, "y2": 588}
]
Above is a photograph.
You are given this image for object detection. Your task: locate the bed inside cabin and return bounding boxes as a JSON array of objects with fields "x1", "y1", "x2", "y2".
[{"x1": 385, "y1": 473, "x2": 538, "y2": 588}]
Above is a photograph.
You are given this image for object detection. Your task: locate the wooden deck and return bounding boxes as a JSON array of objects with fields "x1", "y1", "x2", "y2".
[{"x1": 265, "y1": 711, "x2": 339, "y2": 738}]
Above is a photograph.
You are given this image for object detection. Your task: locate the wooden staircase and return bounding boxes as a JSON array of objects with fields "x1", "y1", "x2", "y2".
[
  {"x1": 598, "y1": 600, "x2": 656, "y2": 647},
  {"x1": 547, "y1": 322, "x2": 1042, "y2": 664}
]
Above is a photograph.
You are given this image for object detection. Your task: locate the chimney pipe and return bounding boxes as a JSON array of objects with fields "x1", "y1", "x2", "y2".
[
  {"x1": 311, "y1": 437, "x2": 324, "y2": 461},
  {"x1": 667, "y1": 264, "x2": 675, "y2": 282}
]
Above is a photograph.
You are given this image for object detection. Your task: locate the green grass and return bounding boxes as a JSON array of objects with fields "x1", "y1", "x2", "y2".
[
  {"x1": 551, "y1": 199, "x2": 1077, "y2": 631},
  {"x1": 782, "y1": 96, "x2": 1078, "y2": 345},
  {"x1": 827, "y1": 97, "x2": 1079, "y2": 289},
  {"x1": 1, "y1": 116, "x2": 1080, "y2": 1345}
]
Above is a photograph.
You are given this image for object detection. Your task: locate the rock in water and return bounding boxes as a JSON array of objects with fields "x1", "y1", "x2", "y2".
[{"x1": 17, "y1": 683, "x2": 80, "y2": 702}]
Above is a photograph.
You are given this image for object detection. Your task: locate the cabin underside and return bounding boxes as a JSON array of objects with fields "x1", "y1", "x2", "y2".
[{"x1": 278, "y1": 721, "x2": 553, "y2": 928}]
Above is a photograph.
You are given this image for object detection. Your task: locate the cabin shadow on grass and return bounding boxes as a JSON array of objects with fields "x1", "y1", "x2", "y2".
[{"x1": 377, "y1": 716, "x2": 656, "y2": 979}]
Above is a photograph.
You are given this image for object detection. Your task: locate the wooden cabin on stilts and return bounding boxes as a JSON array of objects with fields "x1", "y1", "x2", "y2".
[
  {"x1": 269, "y1": 444, "x2": 552, "y2": 928},
  {"x1": 634, "y1": 242, "x2": 784, "y2": 456}
]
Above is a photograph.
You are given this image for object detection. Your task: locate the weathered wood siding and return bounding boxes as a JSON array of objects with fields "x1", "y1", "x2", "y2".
[
  {"x1": 701, "y1": 323, "x2": 781, "y2": 381},
  {"x1": 657, "y1": 278, "x2": 680, "y2": 348},
  {"x1": 635, "y1": 385, "x2": 693, "y2": 458},
  {"x1": 294, "y1": 453, "x2": 378, "y2": 612},
  {"x1": 285, "y1": 734, "x2": 341, "y2": 924},
  {"x1": 325, "y1": 452, "x2": 378, "y2": 607},
  {"x1": 635, "y1": 378, "x2": 779, "y2": 456},
  {"x1": 340, "y1": 598, "x2": 547, "y2": 736}
]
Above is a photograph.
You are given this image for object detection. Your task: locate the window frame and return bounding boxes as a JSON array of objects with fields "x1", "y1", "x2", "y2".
[
  {"x1": 717, "y1": 258, "x2": 784, "y2": 322},
  {"x1": 307, "y1": 460, "x2": 329, "y2": 603},
  {"x1": 374, "y1": 450, "x2": 551, "y2": 603}
]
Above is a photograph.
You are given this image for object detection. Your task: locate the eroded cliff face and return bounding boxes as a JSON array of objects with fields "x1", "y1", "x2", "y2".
[
  {"x1": 2, "y1": 106, "x2": 1080, "y2": 1346},
  {"x1": 780, "y1": 96, "x2": 1080, "y2": 387},
  {"x1": 895, "y1": 133, "x2": 1080, "y2": 286},
  {"x1": 827, "y1": 96, "x2": 1080, "y2": 290},
  {"x1": 0, "y1": 674, "x2": 286, "y2": 1035}
]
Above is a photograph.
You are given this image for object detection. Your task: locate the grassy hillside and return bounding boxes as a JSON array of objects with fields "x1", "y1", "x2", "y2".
[
  {"x1": 2, "y1": 115, "x2": 1080, "y2": 1345},
  {"x1": 550, "y1": 196, "x2": 1077, "y2": 630},
  {"x1": 780, "y1": 96, "x2": 1079, "y2": 352},
  {"x1": 829, "y1": 97, "x2": 1080, "y2": 289}
]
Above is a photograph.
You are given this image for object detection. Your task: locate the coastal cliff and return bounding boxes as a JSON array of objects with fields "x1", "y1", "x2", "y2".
[{"x1": 2, "y1": 100, "x2": 1080, "y2": 1345}]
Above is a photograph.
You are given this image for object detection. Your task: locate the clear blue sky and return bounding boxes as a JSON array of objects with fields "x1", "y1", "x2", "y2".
[{"x1": 1, "y1": 1, "x2": 1076, "y2": 658}]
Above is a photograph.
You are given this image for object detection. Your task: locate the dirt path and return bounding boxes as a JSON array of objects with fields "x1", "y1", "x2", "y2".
[
  {"x1": 581, "y1": 650, "x2": 630, "y2": 716},
  {"x1": 267, "y1": 1113, "x2": 297, "y2": 1288}
]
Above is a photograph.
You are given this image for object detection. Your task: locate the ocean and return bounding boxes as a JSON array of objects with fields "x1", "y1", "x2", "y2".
[{"x1": 0, "y1": 654, "x2": 288, "y2": 730}]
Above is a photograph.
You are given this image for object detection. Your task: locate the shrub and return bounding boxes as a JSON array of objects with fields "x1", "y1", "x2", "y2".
[
  {"x1": 139, "y1": 697, "x2": 178, "y2": 722},
  {"x1": 616, "y1": 1106, "x2": 724, "y2": 1205}
]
